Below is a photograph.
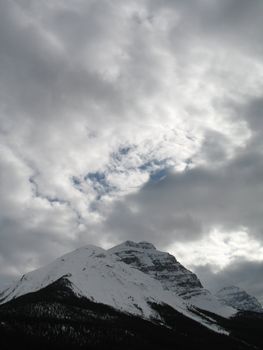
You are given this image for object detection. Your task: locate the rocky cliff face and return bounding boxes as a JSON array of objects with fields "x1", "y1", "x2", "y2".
[
  {"x1": 216, "y1": 286, "x2": 263, "y2": 313},
  {"x1": 109, "y1": 241, "x2": 209, "y2": 299},
  {"x1": 108, "y1": 241, "x2": 238, "y2": 318}
]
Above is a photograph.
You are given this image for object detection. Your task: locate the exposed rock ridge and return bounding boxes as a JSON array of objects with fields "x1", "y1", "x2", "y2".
[{"x1": 109, "y1": 241, "x2": 206, "y2": 299}]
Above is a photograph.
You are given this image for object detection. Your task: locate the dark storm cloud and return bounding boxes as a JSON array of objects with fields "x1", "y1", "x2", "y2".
[
  {"x1": 198, "y1": 130, "x2": 231, "y2": 164},
  {"x1": 104, "y1": 119, "x2": 263, "y2": 245},
  {"x1": 149, "y1": 0, "x2": 263, "y2": 54},
  {"x1": 236, "y1": 96, "x2": 263, "y2": 133}
]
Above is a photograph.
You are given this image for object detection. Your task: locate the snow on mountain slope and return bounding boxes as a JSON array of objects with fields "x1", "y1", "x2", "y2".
[
  {"x1": 109, "y1": 241, "x2": 236, "y2": 318},
  {"x1": 216, "y1": 286, "x2": 263, "y2": 313},
  {"x1": 0, "y1": 242, "x2": 234, "y2": 334},
  {"x1": 0, "y1": 245, "x2": 174, "y2": 319}
]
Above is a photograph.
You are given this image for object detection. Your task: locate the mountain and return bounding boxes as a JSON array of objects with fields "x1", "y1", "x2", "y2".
[
  {"x1": 109, "y1": 241, "x2": 234, "y2": 318},
  {"x1": 0, "y1": 245, "x2": 177, "y2": 319},
  {"x1": 1, "y1": 276, "x2": 259, "y2": 350},
  {"x1": 0, "y1": 241, "x2": 263, "y2": 349},
  {"x1": 0, "y1": 244, "x2": 230, "y2": 332},
  {"x1": 216, "y1": 286, "x2": 263, "y2": 313}
]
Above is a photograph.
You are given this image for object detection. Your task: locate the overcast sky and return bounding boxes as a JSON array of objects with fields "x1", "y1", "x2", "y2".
[{"x1": 0, "y1": 0, "x2": 263, "y2": 302}]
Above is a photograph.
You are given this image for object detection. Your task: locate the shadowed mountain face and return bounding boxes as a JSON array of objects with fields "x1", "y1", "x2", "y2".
[
  {"x1": 0, "y1": 241, "x2": 262, "y2": 349},
  {"x1": 109, "y1": 241, "x2": 205, "y2": 298}
]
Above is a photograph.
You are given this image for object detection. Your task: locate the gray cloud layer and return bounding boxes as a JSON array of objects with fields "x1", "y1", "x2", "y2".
[
  {"x1": 194, "y1": 259, "x2": 263, "y2": 304},
  {"x1": 104, "y1": 122, "x2": 263, "y2": 244},
  {"x1": 0, "y1": 0, "x2": 263, "y2": 300}
]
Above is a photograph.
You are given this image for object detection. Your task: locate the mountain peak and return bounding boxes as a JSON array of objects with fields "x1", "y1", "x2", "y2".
[
  {"x1": 108, "y1": 241, "x2": 236, "y2": 318},
  {"x1": 216, "y1": 285, "x2": 263, "y2": 313},
  {"x1": 1, "y1": 240, "x2": 237, "y2": 337},
  {"x1": 138, "y1": 241, "x2": 157, "y2": 250},
  {"x1": 109, "y1": 241, "x2": 203, "y2": 296},
  {"x1": 0, "y1": 244, "x2": 171, "y2": 319},
  {"x1": 112, "y1": 240, "x2": 156, "y2": 251}
]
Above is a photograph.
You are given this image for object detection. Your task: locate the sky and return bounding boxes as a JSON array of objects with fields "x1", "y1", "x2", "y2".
[{"x1": 0, "y1": 0, "x2": 263, "y2": 302}]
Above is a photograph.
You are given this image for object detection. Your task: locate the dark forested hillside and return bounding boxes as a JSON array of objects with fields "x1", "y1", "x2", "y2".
[{"x1": 0, "y1": 277, "x2": 261, "y2": 350}]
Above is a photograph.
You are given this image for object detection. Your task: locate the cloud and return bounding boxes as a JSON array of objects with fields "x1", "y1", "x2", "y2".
[
  {"x1": 0, "y1": 0, "x2": 263, "y2": 301},
  {"x1": 194, "y1": 259, "x2": 263, "y2": 303},
  {"x1": 149, "y1": 0, "x2": 263, "y2": 56},
  {"x1": 103, "y1": 137, "x2": 263, "y2": 245}
]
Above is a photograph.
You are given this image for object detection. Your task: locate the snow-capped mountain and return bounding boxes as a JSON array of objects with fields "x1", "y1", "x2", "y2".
[
  {"x1": 1, "y1": 241, "x2": 263, "y2": 350},
  {"x1": 216, "y1": 286, "x2": 263, "y2": 313},
  {"x1": 0, "y1": 242, "x2": 234, "y2": 333},
  {"x1": 0, "y1": 245, "x2": 175, "y2": 319},
  {"x1": 109, "y1": 241, "x2": 234, "y2": 318}
]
